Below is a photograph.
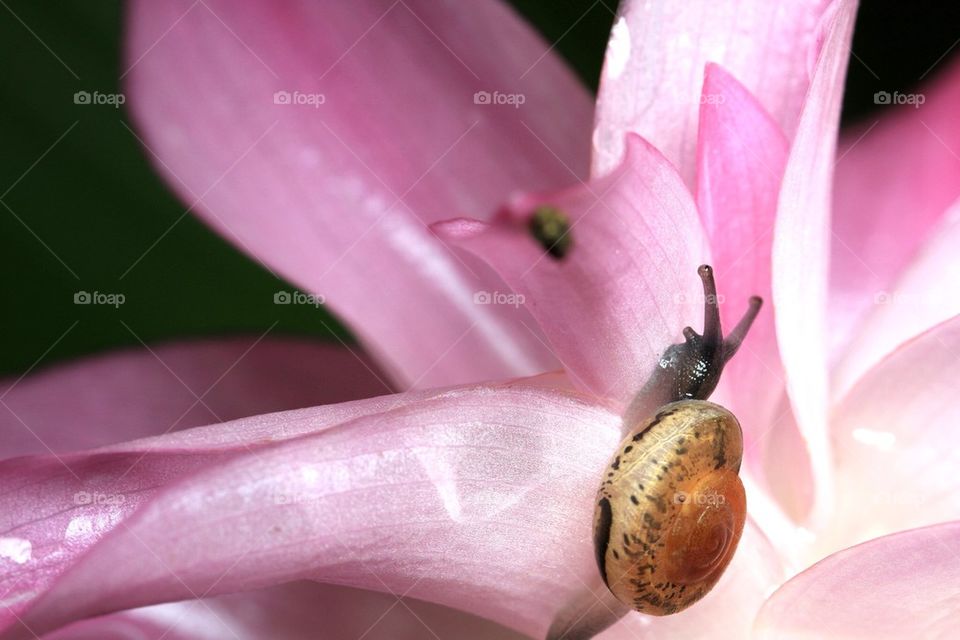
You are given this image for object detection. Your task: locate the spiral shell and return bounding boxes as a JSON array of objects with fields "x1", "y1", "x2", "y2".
[{"x1": 593, "y1": 399, "x2": 746, "y2": 615}]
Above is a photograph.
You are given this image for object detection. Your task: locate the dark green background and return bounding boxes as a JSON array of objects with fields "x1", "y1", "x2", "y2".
[{"x1": 1, "y1": 1, "x2": 957, "y2": 375}]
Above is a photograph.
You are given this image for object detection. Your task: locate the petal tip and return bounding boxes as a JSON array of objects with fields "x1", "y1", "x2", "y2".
[{"x1": 430, "y1": 217, "x2": 490, "y2": 242}]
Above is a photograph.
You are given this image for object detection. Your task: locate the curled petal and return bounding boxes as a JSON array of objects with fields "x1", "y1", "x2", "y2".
[
  {"x1": 0, "y1": 338, "x2": 388, "y2": 458},
  {"x1": 0, "y1": 380, "x2": 622, "y2": 639},
  {"x1": 755, "y1": 521, "x2": 960, "y2": 639},
  {"x1": 593, "y1": 0, "x2": 833, "y2": 183},
  {"x1": 830, "y1": 58, "x2": 960, "y2": 359},
  {"x1": 126, "y1": 0, "x2": 595, "y2": 388},
  {"x1": 770, "y1": 0, "x2": 858, "y2": 524},
  {"x1": 695, "y1": 63, "x2": 789, "y2": 466},
  {"x1": 435, "y1": 133, "x2": 709, "y2": 408},
  {"x1": 818, "y1": 314, "x2": 960, "y2": 557},
  {"x1": 102, "y1": 372, "x2": 575, "y2": 454}
]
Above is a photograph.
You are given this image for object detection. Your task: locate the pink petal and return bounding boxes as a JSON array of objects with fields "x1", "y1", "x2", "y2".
[
  {"x1": 833, "y1": 200, "x2": 960, "y2": 397},
  {"x1": 125, "y1": 0, "x2": 594, "y2": 389},
  {"x1": 755, "y1": 521, "x2": 960, "y2": 639},
  {"x1": 44, "y1": 582, "x2": 526, "y2": 639},
  {"x1": 817, "y1": 314, "x2": 960, "y2": 556},
  {"x1": 592, "y1": 0, "x2": 833, "y2": 183},
  {"x1": 755, "y1": 395, "x2": 817, "y2": 523},
  {"x1": 694, "y1": 63, "x2": 790, "y2": 466},
  {"x1": 829, "y1": 58, "x2": 960, "y2": 360},
  {"x1": 100, "y1": 373, "x2": 575, "y2": 454},
  {"x1": 0, "y1": 338, "x2": 388, "y2": 458},
  {"x1": 435, "y1": 133, "x2": 709, "y2": 408},
  {"x1": 0, "y1": 379, "x2": 625, "y2": 638},
  {"x1": 770, "y1": 0, "x2": 857, "y2": 524}
]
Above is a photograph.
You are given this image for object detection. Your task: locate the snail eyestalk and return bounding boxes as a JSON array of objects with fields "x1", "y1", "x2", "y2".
[
  {"x1": 722, "y1": 295, "x2": 763, "y2": 363},
  {"x1": 697, "y1": 264, "x2": 722, "y2": 348},
  {"x1": 528, "y1": 205, "x2": 572, "y2": 259},
  {"x1": 647, "y1": 264, "x2": 764, "y2": 402}
]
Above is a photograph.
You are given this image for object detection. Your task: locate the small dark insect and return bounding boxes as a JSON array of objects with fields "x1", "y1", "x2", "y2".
[{"x1": 528, "y1": 205, "x2": 572, "y2": 259}]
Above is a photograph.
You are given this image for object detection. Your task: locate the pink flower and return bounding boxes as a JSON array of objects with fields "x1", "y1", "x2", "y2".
[{"x1": 3, "y1": 0, "x2": 960, "y2": 638}]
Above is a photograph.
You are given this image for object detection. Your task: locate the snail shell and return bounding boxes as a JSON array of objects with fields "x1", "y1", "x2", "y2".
[{"x1": 593, "y1": 399, "x2": 745, "y2": 616}]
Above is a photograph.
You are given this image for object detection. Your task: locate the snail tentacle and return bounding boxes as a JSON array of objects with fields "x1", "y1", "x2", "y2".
[{"x1": 722, "y1": 295, "x2": 763, "y2": 363}]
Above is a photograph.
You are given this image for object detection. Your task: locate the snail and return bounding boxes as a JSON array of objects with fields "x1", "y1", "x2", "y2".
[{"x1": 593, "y1": 264, "x2": 762, "y2": 615}]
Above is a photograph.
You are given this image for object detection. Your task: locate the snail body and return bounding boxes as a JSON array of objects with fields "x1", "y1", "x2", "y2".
[
  {"x1": 594, "y1": 400, "x2": 745, "y2": 615},
  {"x1": 593, "y1": 265, "x2": 761, "y2": 616}
]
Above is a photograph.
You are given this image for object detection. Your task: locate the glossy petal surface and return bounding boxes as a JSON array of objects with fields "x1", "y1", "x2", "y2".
[
  {"x1": 695, "y1": 63, "x2": 789, "y2": 461},
  {"x1": 770, "y1": 0, "x2": 857, "y2": 523},
  {"x1": 755, "y1": 522, "x2": 960, "y2": 639},
  {"x1": 126, "y1": 0, "x2": 595, "y2": 388},
  {"x1": 829, "y1": 59, "x2": 960, "y2": 360},
  {"x1": 0, "y1": 380, "x2": 622, "y2": 639},
  {"x1": 818, "y1": 315, "x2": 960, "y2": 556},
  {"x1": 833, "y1": 200, "x2": 960, "y2": 397},
  {"x1": 593, "y1": 0, "x2": 832, "y2": 183},
  {"x1": 43, "y1": 582, "x2": 525, "y2": 640},
  {"x1": 0, "y1": 338, "x2": 388, "y2": 458}
]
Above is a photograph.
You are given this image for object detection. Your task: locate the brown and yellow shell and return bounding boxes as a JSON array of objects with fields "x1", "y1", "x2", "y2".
[{"x1": 593, "y1": 399, "x2": 746, "y2": 616}]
